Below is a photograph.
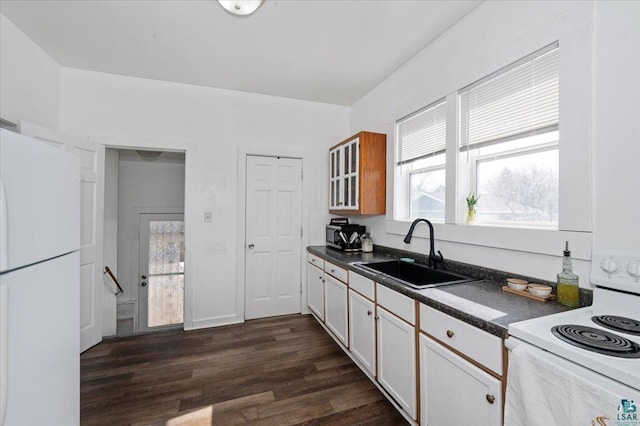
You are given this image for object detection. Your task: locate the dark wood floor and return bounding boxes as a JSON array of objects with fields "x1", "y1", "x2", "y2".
[{"x1": 81, "y1": 314, "x2": 408, "y2": 425}]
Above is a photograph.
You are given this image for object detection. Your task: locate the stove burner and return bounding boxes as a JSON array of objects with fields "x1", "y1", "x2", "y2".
[
  {"x1": 592, "y1": 315, "x2": 640, "y2": 336},
  {"x1": 551, "y1": 325, "x2": 640, "y2": 358}
]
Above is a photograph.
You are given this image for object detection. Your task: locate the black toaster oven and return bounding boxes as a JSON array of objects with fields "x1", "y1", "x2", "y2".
[{"x1": 326, "y1": 219, "x2": 366, "y2": 252}]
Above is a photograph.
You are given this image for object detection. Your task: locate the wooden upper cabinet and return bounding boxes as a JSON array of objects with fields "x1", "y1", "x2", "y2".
[{"x1": 329, "y1": 131, "x2": 386, "y2": 215}]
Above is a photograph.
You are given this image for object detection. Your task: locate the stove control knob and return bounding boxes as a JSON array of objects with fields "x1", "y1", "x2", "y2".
[
  {"x1": 627, "y1": 260, "x2": 640, "y2": 282},
  {"x1": 600, "y1": 257, "x2": 620, "y2": 276}
]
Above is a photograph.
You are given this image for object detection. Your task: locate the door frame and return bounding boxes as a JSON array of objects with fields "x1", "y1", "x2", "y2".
[
  {"x1": 134, "y1": 208, "x2": 185, "y2": 333},
  {"x1": 237, "y1": 146, "x2": 311, "y2": 321},
  {"x1": 94, "y1": 135, "x2": 194, "y2": 330}
]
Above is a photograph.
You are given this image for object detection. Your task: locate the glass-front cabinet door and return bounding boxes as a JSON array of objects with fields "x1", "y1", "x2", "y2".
[
  {"x1": 342, "y1": 138, "x2": 359, "y2": 210},
  {"x1": 329, "y1": 138, "x2": 359, "y2": 211},
  {"x1": 329, "y1": 146, "x2": 342, "y2": 209}
]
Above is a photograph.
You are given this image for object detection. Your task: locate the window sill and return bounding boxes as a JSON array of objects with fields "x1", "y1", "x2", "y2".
[{"x1": 386, "y1": 219, "x2": 591, "y2": 261}]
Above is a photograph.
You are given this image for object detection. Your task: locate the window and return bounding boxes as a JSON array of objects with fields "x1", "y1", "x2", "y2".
[
  {"x1": 459, "y1": 43, "x2": 559, "y2": 227},
  {"x1": 393, "y1": 43, "x2": 561, "y2": 228},
  {"x1": 395, "y1": 99, "x2": 447, "y2": 220}
]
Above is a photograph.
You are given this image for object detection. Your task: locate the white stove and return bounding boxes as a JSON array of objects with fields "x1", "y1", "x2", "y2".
[
  {"x1": 507, "y1": 251, "x2": 640, "y2": 406},
  {"x1": 508, "y1": 289, "x2": 640, "y2": 389}
]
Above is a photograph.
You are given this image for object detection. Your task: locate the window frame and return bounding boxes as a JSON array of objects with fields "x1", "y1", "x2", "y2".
[
  {"x1": 394, "y1": 98, "x2": 447, "y2": 221},
  {"x1": 407, "y1": 163, "x2": 446, "y2": 220},
  {"x1": 470, "y1": 140, "x2": 559, "y2": 227},
  {"x1": 387, "y1": 23, "x2": 593, "y2": 261}
]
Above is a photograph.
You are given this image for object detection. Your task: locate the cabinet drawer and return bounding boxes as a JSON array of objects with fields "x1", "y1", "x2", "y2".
[
  {"x1": 420, "y1": 304, "x2": 502, "y2": 375},
  {"x1": 376, "y1": 284, "x2": 415, "y2": 325},
  {"x1": 348, "y1": 271, "x2": 374, "y2": 300},
  {"x1": 307, "y1": 253, "x2": 324, "y2": 269},
  {"x1": 325, "y1": 261, "x2": 348, "y2": 283}
]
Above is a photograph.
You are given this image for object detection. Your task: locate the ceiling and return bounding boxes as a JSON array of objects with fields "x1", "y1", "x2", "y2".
[{"x1": 1, "y1": 0, "x2": 481, "y2": 106}]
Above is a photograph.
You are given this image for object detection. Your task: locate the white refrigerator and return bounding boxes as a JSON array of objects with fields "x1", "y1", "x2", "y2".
[{"x1": 0, "y1": 128, "x2": 80, "y2": 426}]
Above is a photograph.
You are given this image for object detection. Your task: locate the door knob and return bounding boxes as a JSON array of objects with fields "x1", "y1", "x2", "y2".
[
  {"x1": 141, "y1": 275, "x2": 147, "y2": 279},
  {"x1": 248, "y1": 243, "x2": 255, "y2": 249},
  {"x1": 141, "y1": 281, "x2": 147, "y2": 287}
]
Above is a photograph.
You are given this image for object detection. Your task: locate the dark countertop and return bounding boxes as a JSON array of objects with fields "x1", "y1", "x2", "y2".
[{"x1": 308, "y1": 245, "x2": 587, "y2": 338}]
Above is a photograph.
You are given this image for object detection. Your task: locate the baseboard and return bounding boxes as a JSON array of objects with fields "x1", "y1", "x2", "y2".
[{"x1": 186, "y1": 314, "x2": 244, "y2": 331}]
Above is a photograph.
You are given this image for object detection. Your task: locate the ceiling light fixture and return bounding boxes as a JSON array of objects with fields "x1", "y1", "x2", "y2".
[
  {"x1": 217, "y1": 0, "x2": 264, "y2": 16},
  {"x1": 136, "y1": 150, "x2": 162, "y2": 160}
]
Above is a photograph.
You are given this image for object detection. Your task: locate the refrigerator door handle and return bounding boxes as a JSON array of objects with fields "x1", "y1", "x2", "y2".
[{"x1": 0, "y1": 176, "x2": 7, "y2": 272}]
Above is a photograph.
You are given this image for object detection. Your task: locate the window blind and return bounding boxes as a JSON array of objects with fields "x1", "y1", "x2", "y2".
[
  {"x1": 397, "y1": 99, "x2": 446, "y2": 165},
  {"x1": 460, "y1": 43, "x2": 559, "y2": 150}
]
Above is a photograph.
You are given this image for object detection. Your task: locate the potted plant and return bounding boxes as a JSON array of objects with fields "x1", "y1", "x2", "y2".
[{"x1": 466, "y1": 193, "x2": 481, "y2": 223}]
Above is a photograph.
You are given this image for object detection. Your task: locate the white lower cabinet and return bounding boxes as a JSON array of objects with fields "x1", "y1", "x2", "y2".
[
  {"x1": 307, "y1": 263, "x2": 324, "y2": 321},
  {"x1": 308, "y1": 260, "x2": 503, "y2": 426},
  {"x1": 348, "y1": 289, "x2": 376, "y2": 375},
  {"x1": 324, "y1": 274, "x2": 348, "y2": 346},
  {"x1": 419, "y1": 334, "x2": 502, "y2": 426},
  {"x1": 377, "y1": 306, "x2": 417, "y2": 420}
]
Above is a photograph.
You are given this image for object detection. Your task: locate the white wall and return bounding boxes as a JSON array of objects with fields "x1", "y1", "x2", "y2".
[
  {"x1": 592, "y1": 1, "x2": 640, "y2": 251},
  {"x1": 102, "y1": 149, "x2": 119, "y2": 336},
  {"x1": 116, "y1": 153, "x2": 185, "y2": 317},
  {"x1": 349, "y1": 0, "x2": 639, "y2": 285},
  {"x1": 58, "y1": 69, "x2": 349, "y2": 329},
  {"x1": 0, "y1": 14, "x2": 60, "y2": 129}
]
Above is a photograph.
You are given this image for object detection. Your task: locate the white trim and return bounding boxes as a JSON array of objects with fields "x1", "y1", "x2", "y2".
[
  {"x1": 385, "y1": 219, "x2": 592, "y2": 261},
  {"x1": 91, "y1": 134, "x2": 196, "y2": 330},
  {"x1": 237, "y1": 145, "x2": 311, "y2": 322},
  {"x1": 188, "y1": 314, "x2": 244, "y2": 331}
]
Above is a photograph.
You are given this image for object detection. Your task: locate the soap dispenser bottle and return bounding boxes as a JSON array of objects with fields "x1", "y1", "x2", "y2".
[{"x1": 557, "y1": 241, "x2": 579, "y2": 307}]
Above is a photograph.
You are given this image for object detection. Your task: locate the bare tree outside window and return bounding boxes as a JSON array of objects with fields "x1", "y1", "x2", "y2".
[{"x1": 476, "y1": 149, "x2": 559, "y2": 225}]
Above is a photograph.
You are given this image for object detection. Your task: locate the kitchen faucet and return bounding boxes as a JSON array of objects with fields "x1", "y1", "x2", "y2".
[{"x1": 403, "y1": 218, "x2": 444, "y2": 269}]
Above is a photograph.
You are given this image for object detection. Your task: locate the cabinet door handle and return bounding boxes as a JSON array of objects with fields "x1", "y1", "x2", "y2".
[
  {"x1": 486, "y1": 394, "x2": 495, "y2": 404},
  {"x1": 367, "y1": 310, "x2": 372, "y2": 316},
  {"x1": 375, "y1": 316, "x2": 380, "y2": 320},
  {"x1": 318, "y1": 276, "x2": 322, "y2": 280},
  {"x1": 446, "y1": 329, "x2": 455, "y2": 338},
  {"x1": 330, "y1": 269, "x2": 335, "y2": 273}
]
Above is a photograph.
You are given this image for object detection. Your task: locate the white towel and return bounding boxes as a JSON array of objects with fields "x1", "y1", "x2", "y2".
[{"x1": 504, "y1": 344, "x2": 637, "y2": 426}]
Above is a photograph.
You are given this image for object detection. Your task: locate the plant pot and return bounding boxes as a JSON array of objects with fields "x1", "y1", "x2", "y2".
[{"x1": 466, "y1": 208, "x2": 476, "y2": 224}]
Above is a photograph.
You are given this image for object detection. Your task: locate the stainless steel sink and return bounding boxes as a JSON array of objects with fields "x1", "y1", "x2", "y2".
[{"x1": 355, "y1": 260, "x2": 477, "y2": 289}]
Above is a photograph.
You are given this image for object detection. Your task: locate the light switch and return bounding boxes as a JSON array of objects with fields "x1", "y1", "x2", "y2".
[{"x1": 204, "y1": 212, "x2": 212, "y2": 222}]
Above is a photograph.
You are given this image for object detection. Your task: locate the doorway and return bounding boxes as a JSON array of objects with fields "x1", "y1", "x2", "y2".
[
  {"x1": 104, "y1": 148, "x2": 186, "y2": 336},
  {"x1": 244, "y1": 155, "x2": 303, "y2": 320}
]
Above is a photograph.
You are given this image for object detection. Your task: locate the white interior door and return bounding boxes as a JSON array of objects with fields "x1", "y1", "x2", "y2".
[
  {"x1": 138, "y1": 213, "x2": 184, "y2": 332},
  {"x1": 245, "y1": 155, "x2": 302, "y2": 320},
  {"x1": 20, "y1": 122, "x2": 105, "y2": 352}
]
